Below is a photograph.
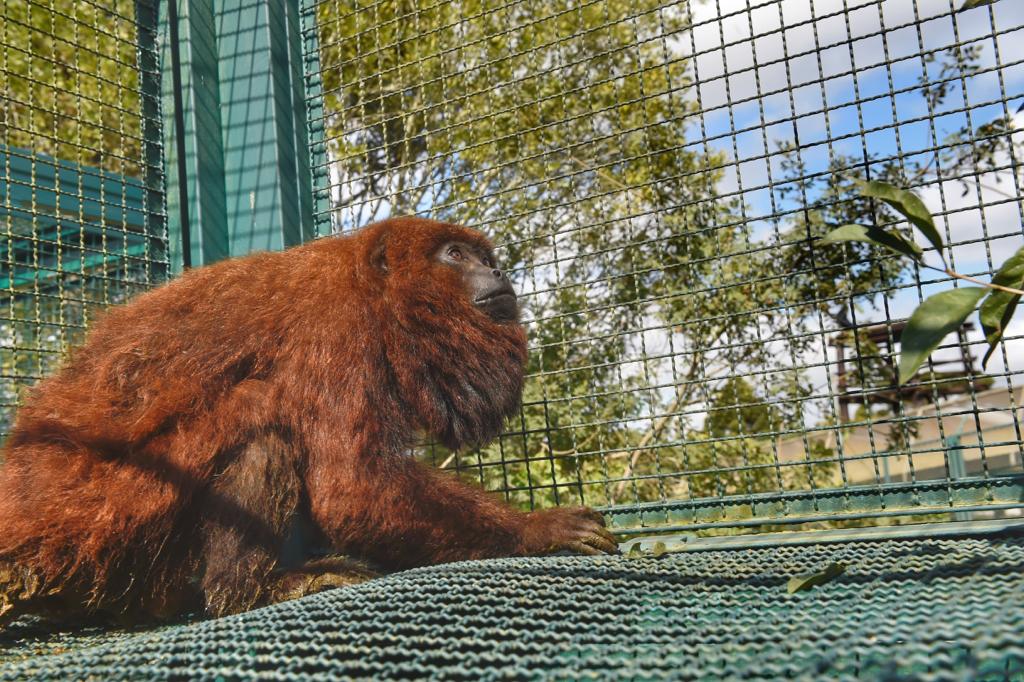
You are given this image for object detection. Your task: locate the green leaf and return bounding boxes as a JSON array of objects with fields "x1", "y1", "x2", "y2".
[
  {"x1": 979, "y1": 246, "x2": 1024, "y2": 368},
  {"x1": 980, "y1": 291, "x2": 1019, "y2": 368},
  {"x1": 787, "y1": 562, "x2": 846, "y2": 594},
  {"x1": 958, "y1": 0, "x2": 996, "y2": 11},
  {"x1": 821, "y1": 224, "x2": 923, "y2": 262},
  {"x1": 651, "y1": 541, "x2": 668, "y2": 557},
  {"x1": 858, "y1": 180, "x2": 945, "y2": 255},
  {"x1": 989, "y1": 245, "x2": 1024, "y2": 292},
  {"x1": 899, "y1": 287, "x2": 988, "y2": 384}
]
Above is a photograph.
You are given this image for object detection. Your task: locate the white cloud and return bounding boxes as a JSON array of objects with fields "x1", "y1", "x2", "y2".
[
  {"x1": 651, "y1": 0, "x2": 1024, "y2": 412},
  {"x1": 687, "y1": 0, "x2": 1023, "y2": 159}
]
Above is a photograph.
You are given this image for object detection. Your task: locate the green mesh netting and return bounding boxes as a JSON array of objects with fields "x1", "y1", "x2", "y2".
[{"x1": 2, "y1": 535, "x2": 1022, "y2": 680}]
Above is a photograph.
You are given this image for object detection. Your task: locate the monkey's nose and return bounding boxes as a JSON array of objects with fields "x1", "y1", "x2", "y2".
[{"x1": 492, "y1": 268, "x2": 504, "y2": 279}]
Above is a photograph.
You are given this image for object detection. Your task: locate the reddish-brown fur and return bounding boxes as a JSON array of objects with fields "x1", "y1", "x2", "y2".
[{"x1": 0, "y1": 217, "x2": 614, "y2": 624}]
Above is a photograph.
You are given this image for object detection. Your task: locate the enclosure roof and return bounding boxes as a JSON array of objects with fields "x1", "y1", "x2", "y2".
[{"x1": 2, "y1": 533, "x2": 1023, "y2": 680}]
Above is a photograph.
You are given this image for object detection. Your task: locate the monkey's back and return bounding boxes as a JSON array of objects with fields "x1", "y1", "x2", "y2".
[{"x1": 0, "y1": 236, "x2": 367, "y2": 615}]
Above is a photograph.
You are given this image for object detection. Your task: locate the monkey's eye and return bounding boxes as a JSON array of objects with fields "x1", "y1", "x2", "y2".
[
  {"x1": 482, "y1": 256, "x2": 494, "y2": 268},
  {"x1": 447, "y1": 246, "x2": 464, "y2": 260}
]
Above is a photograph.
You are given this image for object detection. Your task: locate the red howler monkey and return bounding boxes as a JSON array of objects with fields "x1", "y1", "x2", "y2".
[{"x1": 0, "y1": 217, "x2": 617, "y2": 625}]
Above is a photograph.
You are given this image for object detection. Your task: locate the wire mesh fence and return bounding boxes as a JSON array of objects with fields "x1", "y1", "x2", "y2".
[
  {"x1": 302, "y1": 0, "x2": 1024, "y2": 533},
  {"x1": 2, "y1": 0, "x2": 1020, "y2": 534},
  {"x1": 0, "y1": 0, "x2": 168, "y2": 437}
]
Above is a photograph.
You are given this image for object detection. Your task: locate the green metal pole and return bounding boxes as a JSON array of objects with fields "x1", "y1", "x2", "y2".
[
  {"x1": 134, "y1": 0, "x2": 170, "y2": 284},
  {"x1": 160, "y1": 0, "x2": 314, "y2": 271},
  {"x1": 160, "y1": 0, "x2": 229, "y2": 271},
  {"x1": 216, "y1": 0, "x2": 314, "y2": 256},
  {"x1": 299, "y1": 0, "x2": 330, "y2": 236}
]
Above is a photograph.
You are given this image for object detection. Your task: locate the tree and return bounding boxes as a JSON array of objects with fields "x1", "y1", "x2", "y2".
[
  {"x1": 1, "y1": 1, "x2": 143, "y2": 174},
  {"x1": 314, "y1": 2, "x2": 1019, "y2": 515},
  {"x1": 4, "y1": 0, "x2": 1015, "y2": 521},
  {"x1": 314, "y1": 0, "x2": 849, "y2": 510}
]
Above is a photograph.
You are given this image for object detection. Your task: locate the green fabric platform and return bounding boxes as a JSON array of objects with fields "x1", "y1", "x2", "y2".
[{"x1": 2, "y1": 534, "x2": 1023, "y2": 680}]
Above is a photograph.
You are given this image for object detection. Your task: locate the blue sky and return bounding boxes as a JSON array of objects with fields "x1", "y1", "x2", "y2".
[{"x1": 687, "y1": 0, "x2": 1024, "y2": 386}]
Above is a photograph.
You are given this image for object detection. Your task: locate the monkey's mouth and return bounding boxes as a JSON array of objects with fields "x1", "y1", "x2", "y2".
[
  {"x1": 474, "y1": 279, "x2": 517, "y2": 305},
  {"x1": 475, "y1": 288, "x2": 519, "y2": 321},
  {"x1": 475, "y1": 292, "x2": 516, "y2": 305}
]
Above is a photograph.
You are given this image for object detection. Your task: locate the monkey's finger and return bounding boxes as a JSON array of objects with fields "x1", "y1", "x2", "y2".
[
  {"x1": 566, "y1": 540, "x2": 605, "y2": 557},
  {"x1": 576, "y1": 523, "x2": 618, "y2": 549},
  {"x1": 582, "y1": 532, "x2": 619, "y2": 555},
  {"x1": 596, "y1": 528, "x2": 621, "y2": 552},
  {"x1": 593, "y1": 525, "x2": 618, "y2": 543}
]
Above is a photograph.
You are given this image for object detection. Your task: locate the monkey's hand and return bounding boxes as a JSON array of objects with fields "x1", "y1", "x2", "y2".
[{"x1": 519, "y1": 507, "x2": 620, "y2": 557}]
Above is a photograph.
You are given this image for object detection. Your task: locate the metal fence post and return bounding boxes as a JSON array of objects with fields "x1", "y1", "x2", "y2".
[
  {"x1": 298, "y1": 1, "x2": 329, "y2": 237},
  {"x1": 134, "y1": 0, "x2": 171, "y2": 283},
  {"x1": 160, "y1": 0, "x2": 228, "y2": 270},
  {"x1": 945, "y1": 435, "x2": 971, "y2": 523},
  {"x1": 160, "y1": 0, "x2": 314, "y2": 270}
]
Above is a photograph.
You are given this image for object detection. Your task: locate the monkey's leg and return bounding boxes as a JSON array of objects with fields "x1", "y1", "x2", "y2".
[
  {"x1": 0, "y1": 560, "x2": 82, "y2": 627},
  {"x1": 197, "y1": 432, "x2": 303, "y2": 618},
  {"x1": 266, "y1": 556, "x2": 381, "y2": 605},
  {"x1": 0, "y1": 560, "x2": 37, "y2": 627}
]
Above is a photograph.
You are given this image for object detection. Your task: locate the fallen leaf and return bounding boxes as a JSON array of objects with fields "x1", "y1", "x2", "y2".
[{"x1": 787, "y1": 562, "x2": 846, "y2": 594}]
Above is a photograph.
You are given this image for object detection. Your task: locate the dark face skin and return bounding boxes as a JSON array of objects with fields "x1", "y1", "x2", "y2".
[{"x1": 437, "y1": 241, "x2": 519, "y2": 322}]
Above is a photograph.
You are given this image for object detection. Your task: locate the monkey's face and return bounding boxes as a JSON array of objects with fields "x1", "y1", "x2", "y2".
[{"x1": 436, "y1": 241, "x2": 519, "y2": 322}]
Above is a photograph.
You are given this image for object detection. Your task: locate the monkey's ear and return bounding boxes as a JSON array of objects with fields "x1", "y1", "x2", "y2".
[{"x1": 370, "y1": 239, "x2": 388, "y2": 274}]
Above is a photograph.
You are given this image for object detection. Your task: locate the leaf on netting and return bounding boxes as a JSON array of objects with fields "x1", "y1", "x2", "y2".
[
  {"x1": 787, "y1": 562, "x2": 846, "y2": 594},
  {"x1": 898, "y1": 287, "x2": 988, "y2": 384},
  {"x1": 626, "y1": 542, "x2": 644, "y2": 558},
  {"x1": 821, "y1": 224, "x2": 923, "y2": 262},
  {"x1": 858, "y1": 180, "x2": 945, "y2": 255},
  {"x1": 958, "y1": 0, "x2": 997, "y2": 11},
  {"x1": 1017, "y1": 100, "x2": 1024, "y2": 115},
  {"x1": 979, "y1": 246, "x2": 1024, "y2": 368},
  {"x1": 651, "y1": 541, "x2": 668, "y2": 557}
]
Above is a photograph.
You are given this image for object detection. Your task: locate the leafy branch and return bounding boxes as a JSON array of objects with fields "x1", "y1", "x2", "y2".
[
  {"x1": 820, "y1": 180, "x2": 1024, "y2": 382},
  {"x1": 958, "y1": 0, "x2": 997, "y2": 11}
]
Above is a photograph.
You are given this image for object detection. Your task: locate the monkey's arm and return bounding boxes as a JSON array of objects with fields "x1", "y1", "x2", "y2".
[{"x1": 306, "y1": 452, "x2": 617, "y2": 569}]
